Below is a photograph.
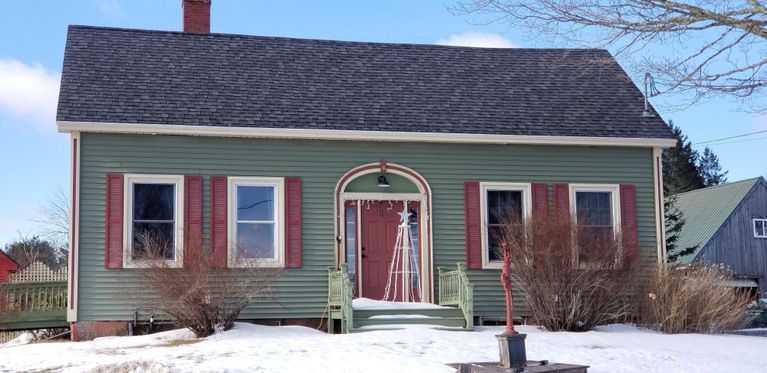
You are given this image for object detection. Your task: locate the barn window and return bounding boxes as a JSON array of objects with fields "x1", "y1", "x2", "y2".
[{"x1": 754, "y1": 219, "x2": 767, "y2": 238}]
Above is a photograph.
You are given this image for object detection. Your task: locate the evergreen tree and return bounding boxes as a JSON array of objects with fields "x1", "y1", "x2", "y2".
[
  {"x1": 662, "y1": 122, "x2": 704, "y2": 195},
  {"x1": 698, "y1": 147, "x2": 728, "y2": 187},
  {"x1": 662, "y1": 122, "x2": 704, "y2": 262},
  {"x1": 665, "y1": 192, "x2": 698, "y2": 263}
]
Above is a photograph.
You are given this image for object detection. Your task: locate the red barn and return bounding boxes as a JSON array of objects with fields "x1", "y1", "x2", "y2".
[{"x1": 0, "y1": 251, "x2": 18, "y2": 283}]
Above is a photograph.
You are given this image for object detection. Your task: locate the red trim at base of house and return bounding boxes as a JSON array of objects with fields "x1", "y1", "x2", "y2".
[{"x1": 70, "y1": 321, "x2": 129, "y2": 341}]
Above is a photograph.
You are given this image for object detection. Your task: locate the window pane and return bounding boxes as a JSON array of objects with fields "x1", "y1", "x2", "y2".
[
  {"x1": 583, "y1": 226, "x2": 613, "y2": 241},
  {"x1": 236, "y1": 222, "x2": 275, "y2": 259},
  {"x1": 576, "y1": 192, "x2": 612, "y2": 226},
  {"x1": 487, "y1": 226, "x2": 504, "y2": 261},
  {"x1": 237, "y1": 186, "x2": 275, "y2": 221},
  {"x1": 133, "y1": 184, "x2": 175, "y2": 221},
  {"x1": 345, "y1": 206, "x2": 356, "y2": 279},
  {"x1": 408, "y1": 207, "x2": 420, "y2": 285},
  {"x1": 132, "y1": 222, "x2": 174, "y2": 260},
  {"x1": 757, "y1": 220, "x2": 766, "y2": 236},
  {"x1": 487, "y1": 190, "x2": 522, "y2": 225}
]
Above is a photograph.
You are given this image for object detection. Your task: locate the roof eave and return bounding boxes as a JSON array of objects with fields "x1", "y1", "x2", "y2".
[{"x1": 57, "y1": 121, "x2": 678, "y2": 148}]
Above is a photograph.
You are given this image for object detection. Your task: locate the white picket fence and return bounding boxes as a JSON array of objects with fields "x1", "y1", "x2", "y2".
[{"x1": 9, "y1": 262, "x2": 68, "y2": 283}]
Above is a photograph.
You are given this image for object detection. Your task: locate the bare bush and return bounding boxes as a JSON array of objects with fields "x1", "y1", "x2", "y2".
[
  {"x1": 498, "y1": 215, "x2": 639, "y2": 331},
  {"x1": 135, "y1": 237, "x2": 279, "y2": 338},
  {"x1": 638, "y1": 265, "x2": 754, "y2": 334}
]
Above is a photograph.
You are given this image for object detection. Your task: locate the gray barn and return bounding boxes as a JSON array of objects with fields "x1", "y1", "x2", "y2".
[{"x1": 674, "y1": 177, "x2": 767, "y2": 297}]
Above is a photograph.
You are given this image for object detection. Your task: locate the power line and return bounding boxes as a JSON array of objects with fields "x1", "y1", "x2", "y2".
[
  {"x1": 693, "y1": 134, "x2": 767, "y2": 147},
  {"x1": 692, "y1": 129, "x2": 767, "y2": 145}
]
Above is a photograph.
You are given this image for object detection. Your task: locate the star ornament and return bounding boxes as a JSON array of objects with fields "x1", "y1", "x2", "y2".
[{"x1": 398, "y1": 209, "x2": 412, "y2": 223}]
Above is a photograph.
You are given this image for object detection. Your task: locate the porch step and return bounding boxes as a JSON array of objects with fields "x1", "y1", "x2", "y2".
[
  {"x1": 353, "y1": 307, "x2": 464, "y2": 319},
  {"x1": 353, "y1": 316, "x2": 467, "y2": 329},
  {"x1": 349, "y1": 306, "x2": 468, "y2": 331}
]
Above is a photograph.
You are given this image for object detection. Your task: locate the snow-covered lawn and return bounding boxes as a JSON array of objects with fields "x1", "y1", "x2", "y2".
[{"x1": 1, "y1": 323, "x2": 765, "y2": 372}]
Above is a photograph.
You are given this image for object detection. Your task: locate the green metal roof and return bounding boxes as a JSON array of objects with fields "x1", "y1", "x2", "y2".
[{"x1": 672, "y1": 178, "x2": 762, "y2": 265}]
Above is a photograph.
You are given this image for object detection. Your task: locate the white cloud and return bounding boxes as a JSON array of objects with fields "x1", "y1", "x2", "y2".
[
  {"x1": 0, "y1": 58, "x2": 61, "y2": 134},
  {"x1": 436, "y1": 32, "x2": 516, "y2": 48},
  {"x1": 95, "y1": 0, "x2": 125, "y2": 20}
]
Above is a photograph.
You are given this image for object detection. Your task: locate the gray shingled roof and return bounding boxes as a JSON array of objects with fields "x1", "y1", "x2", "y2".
[{"x1": 57, "y1": 26, "x2": 674, "y2": 139}]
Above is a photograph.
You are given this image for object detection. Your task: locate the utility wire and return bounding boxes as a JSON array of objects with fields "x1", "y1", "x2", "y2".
[
  {"x1": 692, "y1": 129, "x2": 767, "y2": 145},
  {"x1": 692, "y1": 134, "x2": 767, "y2": 147}
]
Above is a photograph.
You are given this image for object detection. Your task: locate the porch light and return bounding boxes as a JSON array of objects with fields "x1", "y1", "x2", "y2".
[{"x1": 377, "y1": 175, "x2": 391, "y2": 188}]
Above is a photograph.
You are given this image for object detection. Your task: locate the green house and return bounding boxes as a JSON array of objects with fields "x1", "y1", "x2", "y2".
[{"x1": 56, "y1": 12, "x2": 675, "y2": 339}]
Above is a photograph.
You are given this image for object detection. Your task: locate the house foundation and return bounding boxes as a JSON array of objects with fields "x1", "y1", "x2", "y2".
[{"x1": 70, "y1": 321, "x2": 129, "y2": 341}]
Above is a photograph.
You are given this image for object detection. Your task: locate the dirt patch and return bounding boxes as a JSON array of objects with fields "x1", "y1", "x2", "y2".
[{"x1": 158, "y1": 339, "x2": 201, "y2": 347}]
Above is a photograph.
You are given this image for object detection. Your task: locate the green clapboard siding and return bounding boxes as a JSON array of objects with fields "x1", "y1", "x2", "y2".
[{"x1": 76, "y1": 133, "x2": 658, "y2": 321}]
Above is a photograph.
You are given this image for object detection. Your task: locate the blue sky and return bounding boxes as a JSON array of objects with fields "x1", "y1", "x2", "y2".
[{"x1": 0, "y1": 0, "x2": 763, "y2": 246}]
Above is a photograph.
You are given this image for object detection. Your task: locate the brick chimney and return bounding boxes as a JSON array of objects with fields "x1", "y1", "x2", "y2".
[{"x1": 182, "y1": 0, "x2": 211, "y2": 33}]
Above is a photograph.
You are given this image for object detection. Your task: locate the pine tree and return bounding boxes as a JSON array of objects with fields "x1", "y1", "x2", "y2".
[
  {"x1": 664, "y1": 192, "x2": 698, "y2": 263},
  {"x1": 662, "y1": 122, "x2": 704, "y2": 195},
  {"x1": 698, "y1": 147, "x2": 728, "y2": 187},
  {"x1": 662, "y1": 123, "x2": 729, "y2": 262},
  {"x1": 662, "y1": 122, "x2": 703, "y2": 262}
]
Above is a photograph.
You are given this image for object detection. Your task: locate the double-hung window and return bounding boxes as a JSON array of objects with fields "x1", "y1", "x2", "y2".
[
  {"x1": 124, "y1": 174, "x2": 184, "y2": 267},
  {"x1": 480, "y1": 183, "x2": 531, "y2": 268},
  {"x1": 754, "y1": 219, "x2": 767, "y2": 238},
  {"x1": 228, "y1": 177, "x2": 284, "y2": 267},
  {"x1": 570, "y1": 184, "x2": 621, "y2": 261}
]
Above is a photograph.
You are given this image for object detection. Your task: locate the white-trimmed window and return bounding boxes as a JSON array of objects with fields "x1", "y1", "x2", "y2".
[
  {"x1": 228, "y1": 177, "x2": 285, "y2": 267},
  {"x1": 124, "y1": 174, "x2": 184, "y2": 267},
  {"x1": 480, "y1": 182, "x2": 532, "y2": 268},
  {"x1": 570, "y1": 184, "x2": 621, "y2": 240},
  {"x1": 754, "y1": 219, "x2": 767, "y2": 238}
]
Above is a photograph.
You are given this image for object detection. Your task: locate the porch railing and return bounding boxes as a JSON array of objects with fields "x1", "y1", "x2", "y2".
[
  {"x1": 438, "y1": 263, "x2": 474, "y2": 330},
  {"x1": 1, "y1": 281, "x2": 68, "y2": 331},
  {"x1": 327, "y1": 264, "x2": 354, "y2": 333}
]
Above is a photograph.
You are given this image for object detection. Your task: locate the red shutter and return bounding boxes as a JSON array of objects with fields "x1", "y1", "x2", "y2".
[
  {"x1": 531, "y1": 183, "x2": 549, "y2": 219},
  {"x1": 210, "y1": 176, "x2": 228, "y2": 268},
  {"x1": 104, "y1": 174, "x2": 124, "y2": 269},
  {"x1": 285, "y1": 177, "x2": 302, "y2": 269},
  {"x1": 553, "y1": 183, "x2": 570, "y2": 219},
  {"x1": 620, "y1": 184, "x2": 639, "y2": 266},
  {"x1": 184, "y1": 176, "x2": 203, "y2": 268},
  {"x1": 464, "y1": 182, "x2": 482, "y2": 270}
]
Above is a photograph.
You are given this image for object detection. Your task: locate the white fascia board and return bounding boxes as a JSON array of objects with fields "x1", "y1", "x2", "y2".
[{"x1": 57, "y1": 121, "x2": 678, "y2": 148}]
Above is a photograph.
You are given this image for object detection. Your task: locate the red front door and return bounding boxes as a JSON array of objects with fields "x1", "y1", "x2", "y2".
[{"x1": 360, "y1": 201, "x2": 420, "y2": 301}]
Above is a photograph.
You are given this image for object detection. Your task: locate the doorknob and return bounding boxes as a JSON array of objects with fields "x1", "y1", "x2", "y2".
[{"x1": 361, "y1": 246, "x2": 366, "y2": 252}]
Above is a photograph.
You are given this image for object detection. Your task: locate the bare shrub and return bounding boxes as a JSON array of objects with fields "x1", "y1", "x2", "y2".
[
  {"x1": 498, "y1": 215, "x2": 639, "y2": 331},
  {"x1": 134, "y1": 236, "x2": 279, "y2": 338},
  {"x1": 638, "y1": 265, "x2": 754, "y2": 334}
]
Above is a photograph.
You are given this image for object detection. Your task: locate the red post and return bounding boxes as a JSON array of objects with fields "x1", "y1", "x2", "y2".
[{"x1": 500, "y1": 241, "x2": 515, "y2": 335}]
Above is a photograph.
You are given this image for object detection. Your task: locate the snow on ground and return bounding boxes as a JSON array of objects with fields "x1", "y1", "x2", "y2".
[
  {"x1": 1, "y1": 323, "x2": 765, "y2": 372},
  {"x1": 1, "y1": 331, "x2": 33, "y2": 348},
  {"x1": 352, "y1": 297, "x2": 448, "y2": 310}
]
